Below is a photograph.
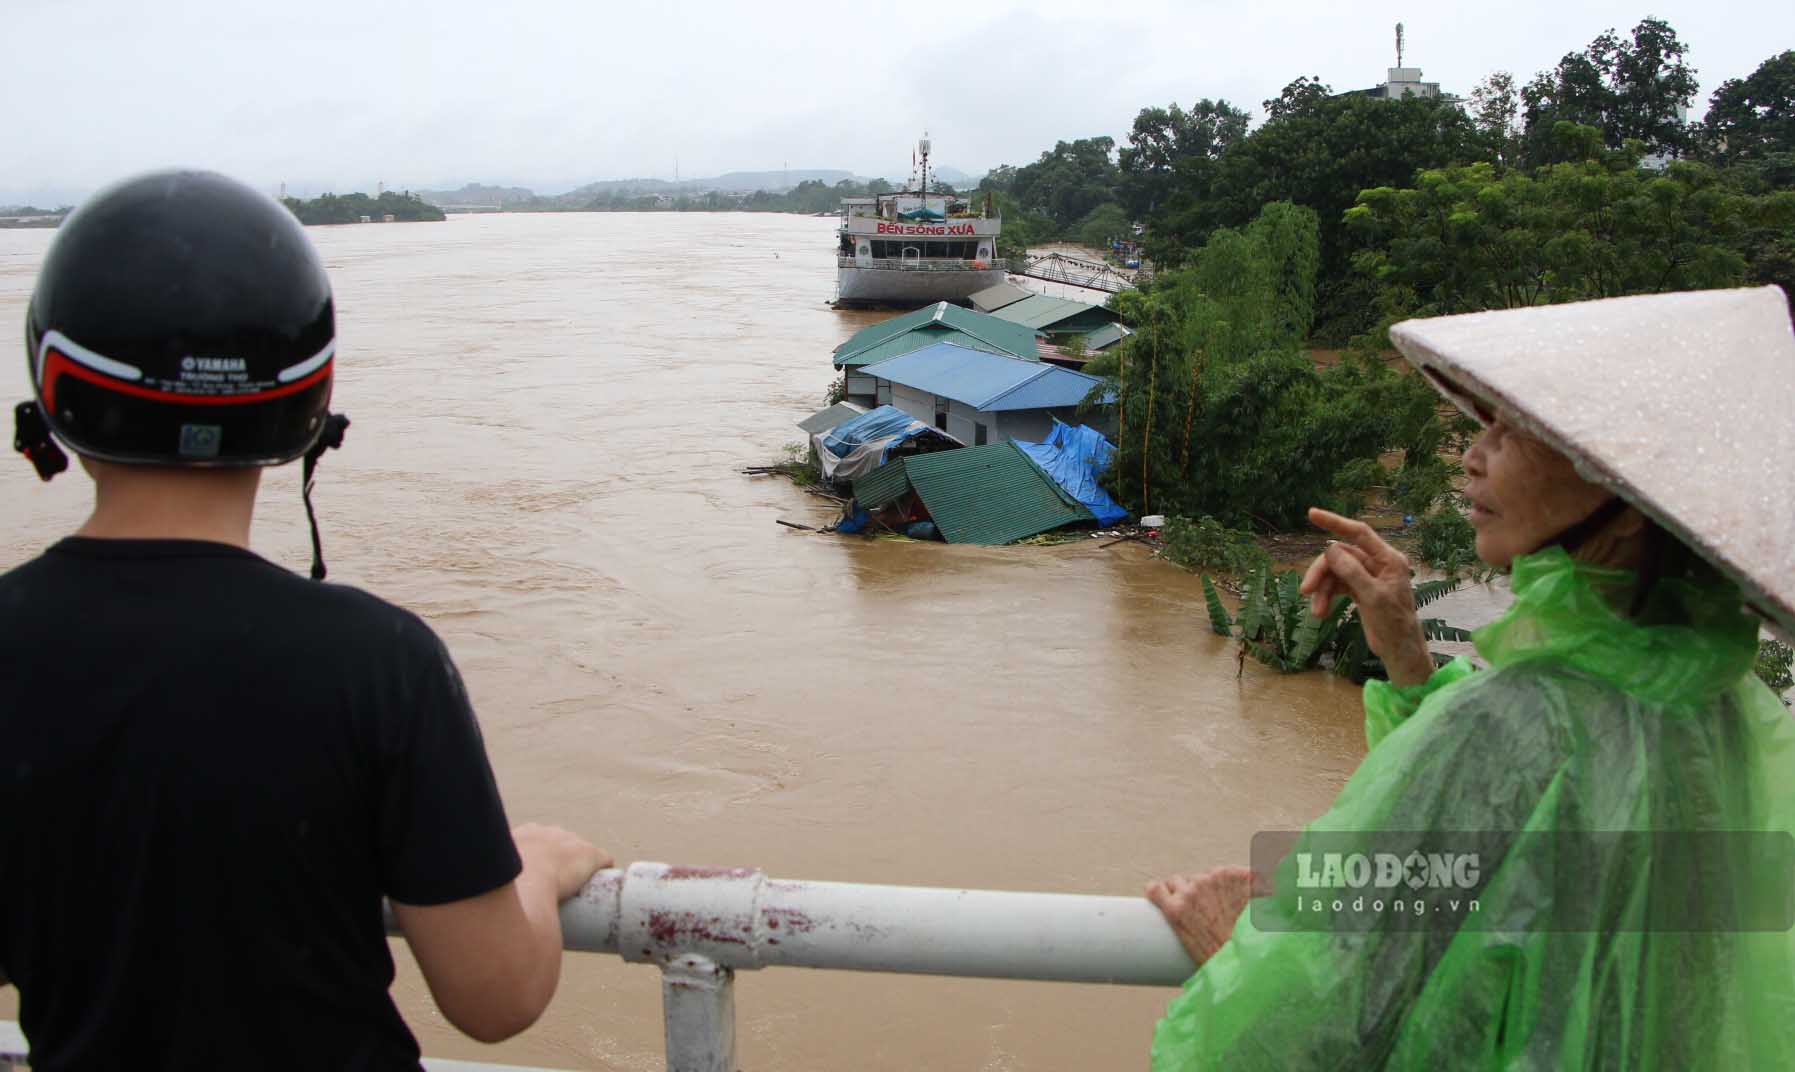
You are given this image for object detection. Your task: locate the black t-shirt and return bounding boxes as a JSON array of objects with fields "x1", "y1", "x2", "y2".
[{"x1": 0, "y1": 538, "x2": 523, "y2": 1070}]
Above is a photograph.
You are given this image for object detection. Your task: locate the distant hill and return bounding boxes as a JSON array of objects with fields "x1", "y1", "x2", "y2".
[
  {"x1": 563, "y1": 177, "x2": 704, "y2": 198},
  {"x1": 932, "y1": 166, "x2": 980, "y2": 186},
  {"x1": 411, "y1": 163, "x2": 986, "y2": 212},
  {"x1": 417, "y1": 183, "x2": 538, "y2": 207},
  {"x1": 707, "y1": 169, "x2": 856, "y2": 193},
  {"x1": 568, "y1": 170, "x2": 861, "y2": 196}
]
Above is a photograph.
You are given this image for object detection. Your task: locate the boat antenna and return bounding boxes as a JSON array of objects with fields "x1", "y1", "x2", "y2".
[{"x1": 918, "y1": 132, "x2": 931, "y2": 195}]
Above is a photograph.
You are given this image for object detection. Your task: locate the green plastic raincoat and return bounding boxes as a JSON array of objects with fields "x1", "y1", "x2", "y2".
[{"x1": 1152, "y1": 546, "x2": 1795, "y2": 1069}]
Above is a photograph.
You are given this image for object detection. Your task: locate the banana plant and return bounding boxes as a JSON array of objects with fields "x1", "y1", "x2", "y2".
[{"x1": 1203, "y1": 568, "x2": 1469, "y2": 681}]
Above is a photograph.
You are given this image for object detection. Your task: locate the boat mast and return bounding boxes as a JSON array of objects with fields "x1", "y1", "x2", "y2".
[{"x1": 918, "y1": 133, "x2": 930, "y2": 196}]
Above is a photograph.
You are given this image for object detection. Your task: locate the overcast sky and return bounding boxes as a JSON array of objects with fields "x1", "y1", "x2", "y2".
[{"x1": 4, "y1": 0, "x2": 1790, "y2": 205}]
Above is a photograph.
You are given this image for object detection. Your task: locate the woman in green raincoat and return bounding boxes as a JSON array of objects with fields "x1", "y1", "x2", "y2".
[{"x1": 1146, "y1": 286, "x2": 1795, "y2": 1069}]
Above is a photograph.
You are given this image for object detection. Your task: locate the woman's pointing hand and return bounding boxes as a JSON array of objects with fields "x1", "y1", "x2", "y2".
[{"x1": 1300, "y1": 508, "x2": 1435, "y2": 686}]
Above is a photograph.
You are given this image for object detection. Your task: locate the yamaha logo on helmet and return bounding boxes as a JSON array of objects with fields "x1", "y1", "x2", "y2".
[{"x1": 13, "y1": 168, "x2": 351, "y2": 579}]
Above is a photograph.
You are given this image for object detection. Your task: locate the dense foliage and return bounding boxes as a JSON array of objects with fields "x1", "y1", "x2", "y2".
[
  {"x1": 1100, "y1": 21, "x2": 1794, "y2": 340},
  {"x1": 1757, "y1": 637, "x2": 1794, "y2": 705},
  {"x1": 1145, "y1": 83, "x2": 1477, "y2": 339},
  {"x1": 1702, "y1": 51, "x2": 1795, "y2": 163},
  {"x1": 1520, "y1": 17, "x2": 1699, "y2": 163},
  {"x1": 282, "y1": 191, "x2": 444, "y2": 225},
  {"x1": 1346, "y1": 144, "x2": 1795, "y2": 314},
  {"x1": 1087, "y1": 203, "x2": 1447, "y2": 527},
  {"x1": 1117, "y1": 100, "x2": 1251, "y2": 220}
]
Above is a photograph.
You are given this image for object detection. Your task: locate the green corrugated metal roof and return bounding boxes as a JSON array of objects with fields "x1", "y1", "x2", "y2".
[
  {"x1": 1082, "y1": 322, "x2": 1133, "y2": 350},
  {"x1": 903, "y1": 443, "x2": 1093, "y2": 545},
  {"x1": 851, "y1": 457, "x2": 911, "y2": 509},
  {"x1": 797, "y1": 401, "x2": 867, "y2": 434},
  {"x1": 839, "y1": 327, "x2": 1019, "y2": 370},
  {"x1": 832, "y1": 302, "x2": 1039, "y2": 368},
  {"x1": 987, "y1": 294, "x2": 1119, "y2": 332}
]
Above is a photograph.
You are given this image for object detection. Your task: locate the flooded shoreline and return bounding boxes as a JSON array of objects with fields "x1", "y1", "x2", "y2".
[{"x1": 0, "y1": 212, "x2": 1369, "y2": 1069}]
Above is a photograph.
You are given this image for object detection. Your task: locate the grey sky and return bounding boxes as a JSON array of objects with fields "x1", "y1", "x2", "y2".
[{"x1": 5, "y1": 0, "x2": 1790, "y2": 205}]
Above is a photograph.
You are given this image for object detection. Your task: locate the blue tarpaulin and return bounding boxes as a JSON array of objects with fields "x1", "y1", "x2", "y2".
[
  {"x1": 1015, "y1": 421, "x2": 1128, "y2": 526},
  {"x1": 819, "y1": 405, "x2": 925, "y2": 457},
  {"x1": 813, "y1": 405, "x2": 958, "y2": 483}
]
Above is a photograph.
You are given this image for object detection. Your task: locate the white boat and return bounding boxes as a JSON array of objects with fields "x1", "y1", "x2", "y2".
[{"x1": 835, "y1": 136, "x2": 1005, "y2": 308}]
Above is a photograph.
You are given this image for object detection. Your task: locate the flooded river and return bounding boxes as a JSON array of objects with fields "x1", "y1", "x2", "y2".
[{"x1": 0, "y1": 212, "x2": 1373, "y2": 1069}]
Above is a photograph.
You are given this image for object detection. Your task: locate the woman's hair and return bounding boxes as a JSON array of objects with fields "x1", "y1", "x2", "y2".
[{"x1": 1613, "y1": 515, "x2": 1722, "y2": 623}]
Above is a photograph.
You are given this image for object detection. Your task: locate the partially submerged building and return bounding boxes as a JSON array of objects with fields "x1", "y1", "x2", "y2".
[
  {"x1": 849, "y1": 420, "x2": 1127, "y2": 544},
  {"x1": 810, "y1": 404, "x2": 961, "y2": 484},
  {"x1": 852, "y1": 442, "x2": 1096, "y2": 545},
  {"x1": 831, "y1": 302, "x2": 1038, "y2": 408},
  {"x1": 859, "y1": 341, "x2": 1114, "y2": 447}
]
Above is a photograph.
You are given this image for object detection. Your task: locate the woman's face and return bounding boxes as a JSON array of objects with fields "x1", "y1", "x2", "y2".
[{"x1": 1461, "y1": 418, "x2": 1612, "y2": 569}]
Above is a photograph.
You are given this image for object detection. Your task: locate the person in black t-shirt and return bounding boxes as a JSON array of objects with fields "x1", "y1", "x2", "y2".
[{"x1": 1, "y1": 170, "x2": 610, "y2": 1070}]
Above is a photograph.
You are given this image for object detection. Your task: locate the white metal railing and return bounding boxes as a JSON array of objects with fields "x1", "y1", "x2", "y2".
[
  {"x1": 1, "y1": 862, "x2": 1194, "y2": 1072},
  {"x1": 837, "y1": 257, "x2": 1011, "y2": 272},
  {"x1": 527, "y1": 862, "x2": 1192, "y2": 1070}
]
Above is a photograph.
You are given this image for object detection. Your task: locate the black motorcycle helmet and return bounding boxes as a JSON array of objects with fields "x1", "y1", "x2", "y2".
[{"x1": 15, "y1": 168, "x2": 349, "y2": 577}]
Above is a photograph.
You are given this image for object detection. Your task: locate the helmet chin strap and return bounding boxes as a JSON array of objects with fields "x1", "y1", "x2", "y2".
[
  {"x1": 13, "y1": 401, "x2": 69, "y2": 481},
  {"x1": 301, "y1": 413, "x2": 350, "y2": 581},
  {"x1": 1536, "y1": 495, "x2": 1630, "y2": 556}
]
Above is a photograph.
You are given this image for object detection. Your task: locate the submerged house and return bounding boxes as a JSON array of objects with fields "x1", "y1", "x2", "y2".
[
  {"x1": 831, "y1": 302, "x2": 1039, "y2": 408},
  {"x1": 852, "y1": 443, "x2": 1097, "y2": 545},
  {"x1": 859, "y1": 341, "x2": 1114, "y2": 447},
  {"x1": 810, "y1": 404, "x2": 961, "y2": 484},
  {"x1": 850, "y1": 422, "x2": 1127, "y2": 544}
]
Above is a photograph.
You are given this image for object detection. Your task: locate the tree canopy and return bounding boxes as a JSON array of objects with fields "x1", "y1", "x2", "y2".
[
  {"x1": 282, "y1": 191, "x2": 444, "y2": 225},
  {"x1": 1145, "y1": 88, "x2": 1477, "y2": 338},
  {"x1": 1346, "y1": 137, "x2": 1794, "y2": 315},
  {"x1": 1118, "y1": 99, "x2": 1251, "y2": 219},
  {"x1": 1702, "y1": 50, "x2": 1795, "y2": 163},
  {"x1": 1001, "y1": 137, "x2": 1124, "y2": 230},
  {"x1": 1090, "y1": 203, "x2": 1441, "y2": 526},
  {"x1": 1520, "y1": 18, "x2": 1699, "y2": 164}
]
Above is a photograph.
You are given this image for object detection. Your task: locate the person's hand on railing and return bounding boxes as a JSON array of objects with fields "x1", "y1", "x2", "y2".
[
  {"x1": 1145, "y1": 866, "x2": 1263, "y2": 967},
  {"x1": 391, "y1": 824, "x2": 611, "y2": 1043},
  {"x1": 515, "y1": 822, "x2": 612, "y2": 902},
  {"x1": 1299, "y1": 507, "x2": 1435, "y2": 687}
]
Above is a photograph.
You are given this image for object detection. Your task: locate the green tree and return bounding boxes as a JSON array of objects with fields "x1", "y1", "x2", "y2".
[
  {"x1": 1467, "y1": 71, "x2": 1524, "y2": 170},
  {"x1": 1702, "y1": 51, "x2": 1795, "y2": 163},
  {"x1": 1096, "y1": 202, "x2": 1441, "y2": 526},
  {"x1": 975, "y1": 187, "x2": 1058, "y2": 259},
  {"x1": 1263, "y1": 76, "x2": 1331, "y2": 121},
  {"x1": 1346, "y1": 135, "x2": 1793, "y2": 314},
  {"x1": 1521, "y1": 17, "x2": 1699, "y2": 164},
  {"x1": 281, "y1": 191, "x2": 445, "y2": 225},
  {"x1": 1146, "y1": 91, "x2": 1477, "y2": 340},
  {"x1": 1074, "y1": 202, "x2": 1131, "y2": 248},
  {"x1": 1118, "y1": 99, "x2": 1251, "y2": 218},
  {"x1": 1005, "y1": 137, "x2": 1123, "y2": 229}
]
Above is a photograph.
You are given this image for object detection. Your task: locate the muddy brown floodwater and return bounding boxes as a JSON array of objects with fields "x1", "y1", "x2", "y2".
[{"x1": 0, "y1": 212, "x2": 1376, "y2": 1070}]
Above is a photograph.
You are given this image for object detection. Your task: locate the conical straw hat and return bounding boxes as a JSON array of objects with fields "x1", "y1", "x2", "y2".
[{"x1": 1389, "y1": 286, "x2": 1795, "y2": 641}]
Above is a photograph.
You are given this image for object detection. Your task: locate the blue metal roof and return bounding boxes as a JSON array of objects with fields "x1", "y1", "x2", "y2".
[{"x1": 863, "y1": 341, "x2": 1114, "y2": 412}]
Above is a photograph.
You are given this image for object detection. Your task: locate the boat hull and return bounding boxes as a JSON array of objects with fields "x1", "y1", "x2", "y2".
[{"x1": 836, "y1": 265, "x2": 1008, "y2": 308}]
